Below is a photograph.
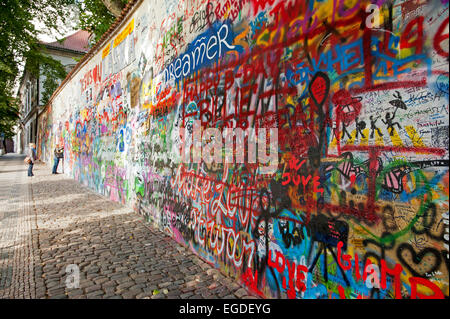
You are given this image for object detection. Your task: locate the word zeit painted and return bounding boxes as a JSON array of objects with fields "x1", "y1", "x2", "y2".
[{"x1": 179, "y1": 120, "x2": 278, "y2": 174}]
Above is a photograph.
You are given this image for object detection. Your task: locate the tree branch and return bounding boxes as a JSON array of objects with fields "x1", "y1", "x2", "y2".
[{"x1": 100, "y1": 0, "x2": 125, "y2": 17}]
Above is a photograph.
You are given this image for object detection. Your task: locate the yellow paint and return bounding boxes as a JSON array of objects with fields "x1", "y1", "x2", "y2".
[
  {"x1": 360, "y1": 128, "x2": 370, "y2": 146},
  {"x1": 256, "y1": 28, "x2": 269, "y2": 47},
  {"x1": 80, "y1": 109, "x2": 89, "y2": 121},
  {"x1": 343, "y1": 0, "x2": 359, "y2": 9},
  {"x1": 227, "y1": 23, "x2": 250, "y2": 60},
  {"x1": 405, "y1": 125, "x2": 425, "y2": 147},
  {"x1": 102, "y1": 43, "x2": 111, "y2": 59},
  {"x1": 113, "y1": 18, "x2": 135, "y2": 48},
  {"x1": 389, "y1": 128, "x2": 404, "y2": 147},
  {"x1": 346, "y1": 129, "x2": 357, "y2": 145},
  {"x1": 140, "y1": 77, "x2": 154, "y2": 109},
  {"x1": 329, "y1": 134, "x2": 338, "y2": 149},
  {"x1": 223, "y1": 3, "x2": 231, "y2": 19},
  {"x1": 374, "y1": 129, "x2": 384, "y2": 146},
  {"x1": 287, "y1": 96, "x2": 295, "y2": 106},
  {"x1": 314, "y1": 0, "x2": 335, "y2": 21},
  {"x1": 270, "y1": 23, "x2": 286, "y2": 44},
  {"x1": 328, "y1": 129, "x2": 352, "y2": 150}
]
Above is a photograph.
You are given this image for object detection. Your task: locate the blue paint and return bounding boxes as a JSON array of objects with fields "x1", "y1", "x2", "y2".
[
  {"x1": 163, "y1": 21, "x2": 241, "y2": 84},
  {"x1": 399, "y1": 170, "x2": 447, "y2": 202}
]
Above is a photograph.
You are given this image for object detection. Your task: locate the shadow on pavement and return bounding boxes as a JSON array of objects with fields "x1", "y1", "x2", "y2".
[{"x1": 23, "y1": 166, "x2": 253, "y2": 300}]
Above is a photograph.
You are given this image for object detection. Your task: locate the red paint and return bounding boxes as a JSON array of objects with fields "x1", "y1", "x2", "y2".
[
  {"x1": 80, "y1": 63, "x2": 102, "y2": 91},
  {"x1": 433, "y1": 16, "x2": 449, "y2": 58},
  {"x1": 362, "y1": 26, "x2": 373, "y2": 89},
  {"x1": 312, "y1": 176, "x2": 324, "y2": 194},
  {"x1": 332, "y1": 89, "x2": 362, "y2": 122},
  {"x1": 380, "y1": 259, "x2": 403, "y2": 299},
  {"x1": 341, "y1": 145, "x2": 446, "y2": 156},
  {"x1": 310, "y1": 74, "x2": 328, "y2": 106},
  {"x1": 241, "y1": 268, "x2": 266, "y2": 298},
  {"x1": 269, "y1": 0, "x2": 314, "y2": 31},
  {"x1": 400, "y1": 16, "x2": 424, "y2": 55},
  {"x1": 338, "y1": 241, "x2": 375, "y2": 283},
  {"x1": 409, "y1": 277, "x2": 445, "y2": 299},
  {"x1": 338, "y1": 284, "x2": 347, "y2": 299},
  {"x1": 337, "y1": 241, "x2": 352, "y2": 271},
  {"x1": 281, "y1": 156, "x2": 323, "y2": 192},
  {"x1": 338, "y1": 241, "x2": 404, "y2": 296},
  {"x1": 268, "y1": 250, "x2": 308, "y2": 298},
  {"x1": 250, "y1": 0, "x2": 276, "y2": 15},
  {"x1": 336, "y1": 241, "x2": 444, "y2": 299},
  {"x1": 349, "y1": 78, "x2": 428, "y2": 94},
  {"x1": 332, "y1": 88, "x2": 362, "y2": 156}
]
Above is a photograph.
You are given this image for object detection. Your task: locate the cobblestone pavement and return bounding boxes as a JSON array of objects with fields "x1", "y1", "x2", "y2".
[{"x1": 0, "y1": 154, "x2": 259, "y2": 299}]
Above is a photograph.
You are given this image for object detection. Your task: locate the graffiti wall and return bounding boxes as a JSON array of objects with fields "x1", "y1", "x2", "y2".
[
  {"x1": 42, "y1": 0, "x2": 449, "y2": 299},
  {"x1": 37, "y1": 104, "x2": 54, "y2": 163}
]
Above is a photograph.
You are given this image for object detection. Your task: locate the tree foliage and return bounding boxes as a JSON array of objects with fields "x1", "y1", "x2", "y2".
[
  {"x1": 26, "y1": 49, "x2": 68, "y2": 106},
  {"x1": 0, "y1": 0, "x2": 75, "y2": 137},
  {"x1": 0, "y1": 96, "x2": 19, "y2": 139},
  {"x1": 76, "y1": 0, "x2": 129, "y2": 43},
  {"x1": 0, "y1": 0, "x2": 129, "y2": 138}
]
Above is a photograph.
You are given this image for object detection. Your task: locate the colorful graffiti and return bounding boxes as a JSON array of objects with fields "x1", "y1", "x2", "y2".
[{"x1": 41, "y1": 0, "x2": 449, "y2": 299}]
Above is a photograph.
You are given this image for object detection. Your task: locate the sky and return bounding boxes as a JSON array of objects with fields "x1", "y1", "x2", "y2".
[{"x1": 34, "y1": 7, "x2": 80, "y2": 43}]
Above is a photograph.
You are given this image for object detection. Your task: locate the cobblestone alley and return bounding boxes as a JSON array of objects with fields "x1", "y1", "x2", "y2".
[{"x1": 0, "y1": 154, "x2": 258, "y2": 299}]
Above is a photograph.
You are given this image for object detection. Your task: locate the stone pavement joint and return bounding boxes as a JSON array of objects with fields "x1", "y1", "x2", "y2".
[{"x1": 0, "y1": 154, "x2": 260, "y2": 299}]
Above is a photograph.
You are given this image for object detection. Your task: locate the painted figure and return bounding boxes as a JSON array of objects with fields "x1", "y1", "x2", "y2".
[
  {"x1": 382, "y1": 111, "x2": 401, "y2": 136},
  {"x1": 369, "y1": 115, "x2": 383, "y2": 138},
  {"x1": 355, "y1": 117, "x2": 366, "y2": 139}
]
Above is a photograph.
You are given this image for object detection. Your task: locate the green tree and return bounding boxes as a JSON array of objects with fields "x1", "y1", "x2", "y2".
[
  {"x1": 76, "y1": 0, "x2": 129, "y2": 43},
  {"x1": 0, "y1": 0, "x2": 129, "y2": 139},
  {"x1": 0, "y1": 0, "x2": 76, "y2": 137},
  {"x1": 0, "y1": 96, "x2": 20, "y2": 140}
]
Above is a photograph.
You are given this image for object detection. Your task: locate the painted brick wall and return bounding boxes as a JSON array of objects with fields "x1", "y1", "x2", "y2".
[{"x1": 41, "y1": 0, "x2": 449, "y2": 299}]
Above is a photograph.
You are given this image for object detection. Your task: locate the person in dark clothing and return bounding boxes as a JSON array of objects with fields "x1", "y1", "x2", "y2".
[
  {"x1": 2, "y1": 139, "x2": 7, "y2": 154},
  {"x1": 52, "y1": 145, "x2": 64, "y2": 174}
]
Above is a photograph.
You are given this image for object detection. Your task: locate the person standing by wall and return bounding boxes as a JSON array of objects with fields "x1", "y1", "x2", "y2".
[
  {"x1": 27, "y1": 143, "x2": 37, "y2": 177},
  {"x1": 52, "y1": 144, "x2": 64, "y2": 174}
]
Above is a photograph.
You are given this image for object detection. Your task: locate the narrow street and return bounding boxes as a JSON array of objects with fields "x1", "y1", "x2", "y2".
[{"x1": 0, "y1": 154, "x2": 257, "y2": 299}]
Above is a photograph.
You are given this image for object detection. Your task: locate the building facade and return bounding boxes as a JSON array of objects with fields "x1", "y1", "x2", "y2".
[{"x1": 15, "y1": 30, "x2": 90, "y2": 154}]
